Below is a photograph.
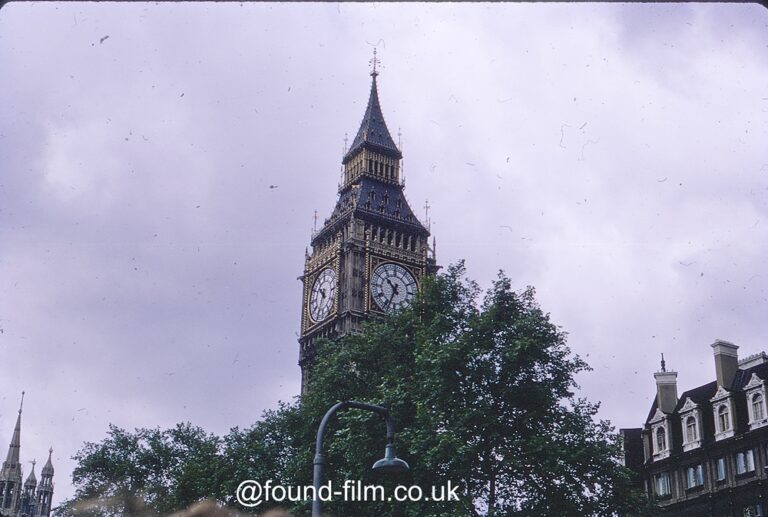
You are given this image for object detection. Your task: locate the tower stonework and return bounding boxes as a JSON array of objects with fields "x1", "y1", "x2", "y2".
[{"x1": 298, "y1": 65, "x2": 437, "y2": 392}]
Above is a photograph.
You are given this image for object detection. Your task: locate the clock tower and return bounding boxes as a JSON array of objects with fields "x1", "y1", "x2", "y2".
[{"x1": 298, "y1": 58, "x2": 437, "y2": 392}]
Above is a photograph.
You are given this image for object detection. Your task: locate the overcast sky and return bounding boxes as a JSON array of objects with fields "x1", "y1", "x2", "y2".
[{"x1": 1, "y1": 1, "x2": 767, "y2": 505}]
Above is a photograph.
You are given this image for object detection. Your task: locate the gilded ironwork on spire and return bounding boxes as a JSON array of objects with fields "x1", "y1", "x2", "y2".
[{"x1": 343, "y1": 55, "x2": 401, "y2": 164}]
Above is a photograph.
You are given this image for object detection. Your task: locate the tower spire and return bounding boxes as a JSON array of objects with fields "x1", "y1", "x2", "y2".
[
  {"x1": 342, "y1": 51, "x2": 401, "y2": 164},
  {"x1": 3, "y1": 391, "x2": 23, "y2": 466}
]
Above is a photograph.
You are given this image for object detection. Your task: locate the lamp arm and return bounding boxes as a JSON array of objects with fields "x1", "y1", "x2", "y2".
[{"x1": 312, "y1": 401, "x2": 391, "y2": 517}]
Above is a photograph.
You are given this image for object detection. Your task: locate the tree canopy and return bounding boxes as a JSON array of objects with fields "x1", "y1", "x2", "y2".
[{"x1": 58, "y1": 263, "x2": 646, "y2": 516}]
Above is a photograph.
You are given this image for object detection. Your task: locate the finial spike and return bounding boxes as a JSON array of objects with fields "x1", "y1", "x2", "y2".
[
  {"x1": 660, "y1": 353, "x2": 666, "y2": 372},
  {"x1": 370, "y1": 48, "x2": 380, "y2": 78},
  {"x1": 19, "y1": 391, "x2": 25, "y2": 414}
]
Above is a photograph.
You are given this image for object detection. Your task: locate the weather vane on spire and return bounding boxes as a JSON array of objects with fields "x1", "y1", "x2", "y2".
[
  {"x1": 370, "y1": 48, "x2": 380, "y2": 78},
  {"x1": 19, "y1": 390, "x2": 25, "y2": 413},
  {"x1": 660, "y1": 353, "x2": 666, "y2": 372}
]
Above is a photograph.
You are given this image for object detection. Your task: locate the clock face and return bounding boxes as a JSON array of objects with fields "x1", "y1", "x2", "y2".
[
  {"x1": 309, "y1": 268, "x2": 336, "y2": 322},
  {"x1": 371, "y1": 263, "x2": 418, "y2": 313}
]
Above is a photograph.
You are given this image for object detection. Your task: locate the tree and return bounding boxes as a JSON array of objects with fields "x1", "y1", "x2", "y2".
[
  {"x1": 291, "y1": 263, "x2": 646, "y2": 516},
  {"x1": 56, "y1": 423, "x2": 223, "y2": 516},
  {"x1": 59, "y1": 263, "x2": 648, "y2": 516}
]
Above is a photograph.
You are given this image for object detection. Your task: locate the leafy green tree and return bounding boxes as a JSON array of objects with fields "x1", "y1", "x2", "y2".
[
  {"x1": 56, "y1": 423, "x2": 223, "y2": 516},
  {"x1": 290, "y1": 263, "x2": 646, "y2": 516},
  {"x1": 59, "y1": 263, "x2": 648, "y2": 516}
]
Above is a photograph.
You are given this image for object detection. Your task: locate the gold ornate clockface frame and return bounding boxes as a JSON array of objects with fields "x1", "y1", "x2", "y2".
[
  {"x1": 309, "y1": 268, "x2": 336, "y2": 322},
  {"x1": 371, "y1": 263, "x2": 417, "y2": 313}
]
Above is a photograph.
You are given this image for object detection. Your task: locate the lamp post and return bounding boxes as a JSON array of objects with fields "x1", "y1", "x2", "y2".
[{"x1": 312, "y1": 401, "x2": 409, "y2": 517}]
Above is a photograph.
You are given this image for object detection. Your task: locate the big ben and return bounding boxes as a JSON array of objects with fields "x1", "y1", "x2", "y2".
[{"x1": 298, "y1": 56, "x2": 437, "y2": 391}]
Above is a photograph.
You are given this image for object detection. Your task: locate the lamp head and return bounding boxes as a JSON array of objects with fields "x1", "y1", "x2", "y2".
[{"x1": 372, "y1": 444, "x2": 409, "y2": 473}]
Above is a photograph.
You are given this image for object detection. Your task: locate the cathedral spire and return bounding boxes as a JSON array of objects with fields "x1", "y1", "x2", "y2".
[
  {"x1": 4, "y1": 391, "x2": 23, "y2": 466},
  {"x1": 343, "y1": 51, "x2": 401, "y2": 164}
]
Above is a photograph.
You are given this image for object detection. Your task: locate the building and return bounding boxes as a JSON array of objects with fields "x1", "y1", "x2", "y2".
[
  {"x1": 297, "y1": 55, "x2": 438, "y2": 392},
  {"x1": 624, "y1": 341, "x2": 768, "y2": 516},
  {"x1": 0, "y1": 394, "x2": 54, "y2": 517}
]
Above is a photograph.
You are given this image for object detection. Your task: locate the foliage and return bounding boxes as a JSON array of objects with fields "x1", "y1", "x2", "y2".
[{"x1": 58, "y1": 263, "x2": 648, "y2": 516}]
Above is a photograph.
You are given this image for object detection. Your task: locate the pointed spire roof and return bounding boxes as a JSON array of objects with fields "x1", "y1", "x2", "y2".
[
  {"x1": 4, "y1": 392, "x2": 23, "y2": 467},
  {"x1": 343, "y1": 52, "x2": 401, "y2": 164},
  {"x1": 42, "y1": 447, "x2": 54, "y2": 477},
  {"x1": 24, "y1": 460, "x2": 37, "y2": 486}
]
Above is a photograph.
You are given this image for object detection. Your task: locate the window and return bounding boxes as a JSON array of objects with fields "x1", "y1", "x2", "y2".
[
  {"x1": 656, "y1": 427, "x2": 667, "y2": 452},
  {"x1": 655, "y1": 472, "x2": 671, "y2": 496},
  {"x1": 718, "y1": 405, "x2": 731, "y2": 432},
  {"x1": 686, "y1": 416, "x2": 698, "y2": 443},
  {"x1": 753, "y1": 393, "x2": 765, "y2": 421},
  {"x1": 686, "y1": 464, "x2": 704, "y2": 488},
  {"x1": 744, "y1": 503, "x2": 765, "y2": 517},
  {"x1": 736, "y1": 450, "x2": 755, "y2": 474},
  {"x1": 716, "y1": 457, "x2": 727, "y2": 481}
]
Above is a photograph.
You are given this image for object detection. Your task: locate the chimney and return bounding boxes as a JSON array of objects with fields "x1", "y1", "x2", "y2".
[
  {"x1": 654, "y1": 354, "x2": 678, "y2": 413},
  {"x1": 712, "y1": 339, "x2": 739, "y2": 388}
]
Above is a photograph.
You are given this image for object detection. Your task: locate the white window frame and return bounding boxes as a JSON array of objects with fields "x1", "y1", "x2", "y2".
[
  {"x1": 716, "y1": 457, "x2": 727, "y2": 482},
  {"x1": 649, "y1": 409, "x2": 671, "y2": 460},
  {"x1": 745, "y1": 374, "x2": 768, "y2": 430},
  {"x1": 686, "y1": 464, "x2": 704, "y2": 488},
  {"x1": 711, "y1": 386, "x2": 735, "y2": 441},
  {"x1": 680, "y1": 398, "x2": 702, "y2": 451},
  {"x1": 736, "y1": 449, "x2": 755, "y2": 475},
  {"x1": 655, "y1": 471, "x2": 671, "y2": 497}
]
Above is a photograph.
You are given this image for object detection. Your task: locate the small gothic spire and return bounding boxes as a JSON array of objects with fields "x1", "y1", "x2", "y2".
[
  {"x1": 24, "y1": 459, "x2": 37, "y2": 486},
  {"x1": 41, "y1": 447, "x2": 54, "y2": 477},
  {"x1": 660, "y1": 353, "x2": 666, "y2": 372},
  {"x1": 4, "y1": 391, "x2": 24, "y2": 466}
]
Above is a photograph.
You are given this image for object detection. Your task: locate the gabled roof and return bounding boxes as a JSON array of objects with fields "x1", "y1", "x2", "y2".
[
  {"x1": 644, "y1": 360, "x2": 768, "y2": 423},
  {"x1": 343, "y1": 74, "x2": 402, "y2": 163}
]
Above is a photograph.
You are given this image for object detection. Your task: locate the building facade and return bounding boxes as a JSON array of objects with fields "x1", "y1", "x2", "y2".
[
  {"x1": 624, "y1": 341, "x2": 768, "y2": 517},
  {"x1": 0, "y1": 395, "x2": 54, "y2": 517},
  {"x1": 297, "y1": 59, "x2": 437, "y2": 391}
]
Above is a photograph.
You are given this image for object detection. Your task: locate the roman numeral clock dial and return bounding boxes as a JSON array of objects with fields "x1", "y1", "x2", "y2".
[
  {"x1": 309, "y1": 268, "x2": 336, "y2": 322},
  {"x1": 371, "y1": 263, "x2": 417, "y2": 313}
]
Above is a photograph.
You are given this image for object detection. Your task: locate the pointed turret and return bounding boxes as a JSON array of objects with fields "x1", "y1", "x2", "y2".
[
  {"x1": 1, "y1": 392, "x2": 23, "y2": 474},
  {"x1": 4, "y1": 396, "x2": 23, "y2": 467},
  {"x1": 24, "y1": 461, "x2": 37, "y2": 488},
  {"x1": 41, "y1": 448, "x2": 53, "y2": 478},
  {"x1": 343, "y1": 50, "x2": 401, "y2": 165}
]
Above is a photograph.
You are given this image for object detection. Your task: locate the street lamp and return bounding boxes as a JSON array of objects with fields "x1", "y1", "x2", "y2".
[{"x1": 312, "y1": 401, "x2": 409, "y2": 517}]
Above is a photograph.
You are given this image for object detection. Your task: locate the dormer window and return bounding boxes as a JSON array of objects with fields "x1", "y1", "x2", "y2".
[
  {"x1": 679, "y1": 397, "x2": 702, "y2": 451},
  {"x1": 753, "y1": 393, "x2": 764, "y2": 421},
  {"x1": 685, "y1": 417, "x2": 697, "y2": 443},
  {"x1": 649, "y1": 408, "x2": 671, "y2": 460},
  {"x1": 744, "y1": 373, "x2": 768, "y2": 430},
  {"x1": 711, "y1": 386, "x2": 735, "y2": 441},
  {"x1": 718, "y1": 405, "x2": 731, "y2": 433}
]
